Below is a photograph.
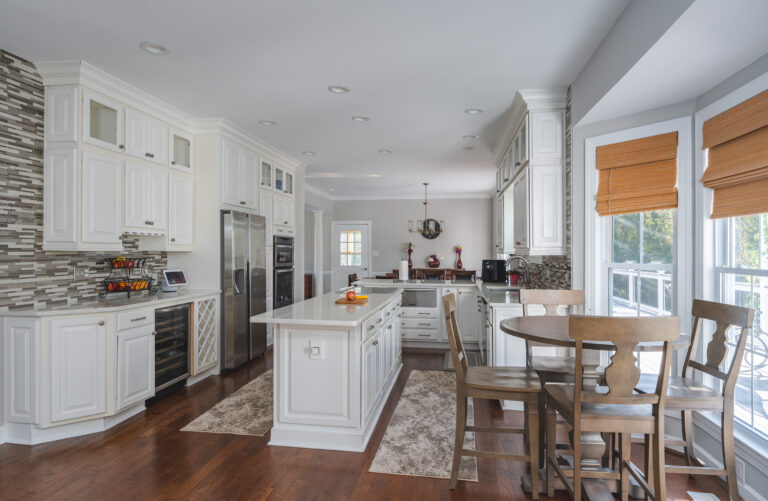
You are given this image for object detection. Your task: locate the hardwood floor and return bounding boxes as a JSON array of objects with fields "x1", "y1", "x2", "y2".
[{"x1": 0, "y1": 349, "x2": 728, "y2": 500}]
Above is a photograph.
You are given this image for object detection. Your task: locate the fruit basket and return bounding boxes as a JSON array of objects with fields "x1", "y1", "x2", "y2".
[
  {"x1": 104, "y1": 278, "x2": 154, "y2": 293},
  {"x1": 103, "y1": 256, "x2": 154, "y2": 297},
  {"x1": 107, "y1": 257, "x2": 149, "y2": 269}
]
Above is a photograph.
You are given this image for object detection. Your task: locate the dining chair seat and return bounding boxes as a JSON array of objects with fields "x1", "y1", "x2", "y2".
[
  {"x1": 636, "y1": 375, "x2": 723, "y2": 411},
  {"x1": 544, "y1": 383, "x2": 655, "y2": 431},
  {"x1": 464, "y1": 366, "x2": 540, "y2": 392},
  {"x1": 530, "y1": 356, "x2": 576, "y2": 377}
]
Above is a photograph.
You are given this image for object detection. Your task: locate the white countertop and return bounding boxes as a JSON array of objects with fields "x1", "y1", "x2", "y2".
[
  {"x1": 0, "y1": 288, "x2": 221, "y2": 317},
  {"x1": 250, "y1": 289, "x2": 401, "y2": 327},
  {"x1": 357, "y1": 278, "x2": 521, "y2": 307}
]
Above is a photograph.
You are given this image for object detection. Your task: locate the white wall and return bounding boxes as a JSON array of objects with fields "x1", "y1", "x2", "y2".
[{"x1": 332, "y1": 198, "x2": 493, "y2": 274}]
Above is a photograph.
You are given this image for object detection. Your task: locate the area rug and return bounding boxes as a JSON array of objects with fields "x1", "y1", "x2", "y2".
[
  {"x1": 443, "y1": 350, "x2": 483, "y2": 371},
  {"x1": 181, "y1": 369, "x2": 273, "y2": 437},
  {"x1": 369, "y1": 370, "x2": 478, "y2": 481}
]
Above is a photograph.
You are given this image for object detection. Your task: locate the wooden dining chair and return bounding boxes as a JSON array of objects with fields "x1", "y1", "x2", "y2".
[
  {"x1": 635, "y1": 299, "x2": 753, "y2": 501},
  {"x1": 545, "y1": 315, "x2": 679, "y2": 501},
  {"x1": 443, "y1": 293, "x2": 541, "y2": 497},
  {"x1": 347, "y1": 273, "x2": 358, "y2": 287},
  {"x1": 452, "y1": 270, "x2": 476, "y2": 282},
  {"x1": 408, "y1": 268, "x2": 421, "y2": 280},
  {"x1": 422, "y1": 268, "x2": 447, "y2": 281}
]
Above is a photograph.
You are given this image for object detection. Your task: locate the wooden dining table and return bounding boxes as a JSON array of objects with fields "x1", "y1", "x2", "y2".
[{"x1": 499, "y1": 316, "x2": 689, "y2": 500}]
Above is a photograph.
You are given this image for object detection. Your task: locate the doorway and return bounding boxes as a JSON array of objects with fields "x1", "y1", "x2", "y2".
[{"x1": 331, "y1": 221, "x2": 372, "y2": 290}]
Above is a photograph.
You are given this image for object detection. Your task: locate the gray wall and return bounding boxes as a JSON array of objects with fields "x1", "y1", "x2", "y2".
[{"x1": 332, "y1": 198, "x2": 493, "y2": 274}]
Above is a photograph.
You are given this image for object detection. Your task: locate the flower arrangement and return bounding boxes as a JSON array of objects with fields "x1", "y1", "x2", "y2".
[
  {"x1": 507, "y1": 268, "x2": 521, "y2": 285},
  {"x1": 427, "y1": 254, "x2": 443, "y2": 268},
  {"x1": 455, "y1": 245, "x2": 463, "y2": 269}
]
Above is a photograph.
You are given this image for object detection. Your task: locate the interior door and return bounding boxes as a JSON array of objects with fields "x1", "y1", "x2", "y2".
[{"x1": 331, "y1": 222, "x2": 371, "y2": 290}]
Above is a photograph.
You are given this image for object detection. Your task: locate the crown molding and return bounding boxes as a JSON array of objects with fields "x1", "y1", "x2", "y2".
[
  {"x1": 325, "y1": 192, "x2": 494, "y2": 201},
  {"x1": 491, "y1": 88, "x2": 568, "y2": 166},
  {"x1": 34, "y1": 59, "x2": 303, "y2": 170}
]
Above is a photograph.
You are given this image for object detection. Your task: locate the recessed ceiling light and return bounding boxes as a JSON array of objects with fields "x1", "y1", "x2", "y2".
[
  {"x1": 328, "y1": 85, "x2": 350, "y2": 94},
  {"x1": 329, "y1": 188, "x2": 335, "y2": 191},
  {"x1": 259, "y1": 120, "x2": 277, "y2": 126},
  {"x1": 368, "y1": 174, "x2": 382, "y2": 178},
  {"x1": 464, "y1": 108, "x2": 484, "y2": 115},
  {"x1": 302, "y1": 151, "x2": 317, "y2": 156},
  {"x1": 139, "y1": 42, "x2": 168, "y2": 55},
  {"x1": 463, "y1": 134, "x2": 479, "y2": 139},
  {"x1": 463, "y1": 146, "x2": 479, "y2": 151},
  {"x1": 351, "y1": 115, "x2": 370, "y2": 122},
  {"x1": 378, "y1": 149, "x2": 392, "y2": 154}
]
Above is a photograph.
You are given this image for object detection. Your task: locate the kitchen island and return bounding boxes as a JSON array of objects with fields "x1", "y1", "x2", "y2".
[{"x1": 250, "y1": 288, "x2": 402, "y2": 452}]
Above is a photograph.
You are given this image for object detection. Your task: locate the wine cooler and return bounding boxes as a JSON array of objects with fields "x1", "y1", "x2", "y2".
[{"x1": 154, "y1": 304, "x2": 190, "y2": 391}]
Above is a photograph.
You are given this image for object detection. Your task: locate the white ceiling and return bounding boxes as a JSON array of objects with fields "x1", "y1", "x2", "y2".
[
  {"x1": 579, "y1": 0, "x2": 768, "y2": 126},
  {"x1": 0, "y1": 0, "x2": 627, "y2": 197}
]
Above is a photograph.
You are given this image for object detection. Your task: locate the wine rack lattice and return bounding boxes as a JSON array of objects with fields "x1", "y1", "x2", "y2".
[{"x1": 195, "y1": 297, "x2": 218, "y2": 373}]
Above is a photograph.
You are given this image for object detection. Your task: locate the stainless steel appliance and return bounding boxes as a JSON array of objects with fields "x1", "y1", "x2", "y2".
[
  {"x1": 221, "y1": 210, "x2": 268, "y2": 370},
  {"x1": 481, "y1": 259, "x2": 506, "y2": 283},
  {"x1": 273, "y1": 236, "x2": 294, "y2": 309},
  {"x1": 154, "y1": 303, "x2": 190, "y2": 390}
]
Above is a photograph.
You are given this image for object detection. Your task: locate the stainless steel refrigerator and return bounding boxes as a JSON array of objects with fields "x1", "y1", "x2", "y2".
[{"x1": 221, "y1": 210, "x2": 267, "y2": 369}]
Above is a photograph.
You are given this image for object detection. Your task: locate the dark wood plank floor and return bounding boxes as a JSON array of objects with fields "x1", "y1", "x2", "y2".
[{"x1": 0, "y1": 349, "x2": 728, "y2": 500}]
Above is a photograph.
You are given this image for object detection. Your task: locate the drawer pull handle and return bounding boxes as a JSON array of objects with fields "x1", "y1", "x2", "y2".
[
  {"x1": 98, "y1": 320, "x2": 105, "y2": 326},
  {"x1": 418, "y1": 334, "x2": 431, "y2": 337},
  {"x1": 418, "y1": 322, "x2": 431, "y2": 326},
  {"x1": 131, "y1": 316, "x2": 147, "y2": 322},
  {"x1": 368, "y1": 325, "x2": 375, "y2": 330},
  {"x1": 373, "y1": 340, "x2": 379, "y2": 346}
]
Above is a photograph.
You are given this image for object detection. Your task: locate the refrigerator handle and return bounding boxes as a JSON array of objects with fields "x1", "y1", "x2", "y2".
[{"x1": 234, "y1": 268, "x2": 246, "y2": 295}]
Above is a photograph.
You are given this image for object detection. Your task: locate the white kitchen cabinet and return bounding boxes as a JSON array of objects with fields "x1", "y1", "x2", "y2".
[
  {"x1": 168, "y1": 173, "x2": 194, "y2": 248},
  {"x1": 220, "y1": 138, "x2": 259, "y2": 210},
  {"x1": 124, "y1": 161, "x2": 168, "y2": 231},
  {"x1": 243, "y1": 148, "x2": 260, "y2": 208},
  {"x1": 82, "y1": 89, "x2": 123, "y2": 152},
  {"x1": 529, "y1": 163, "x2": 564, "y2": 253},
  {"x1": 512, "y1": 168, "x2": 529, "y2": 251},
  {"x1": 43, "y1": 146, "x2": 78, "y2": 247},
  {"x1": 457, "y1": 290, "x2": 481, "y2": 342},
  {"x1": 274, "y1": 166, "x2": 284, "y2": 192},
  {"x1": 50, "y1": 316, "x2": 107, "y2": 422},
  {"x1": 494, "y1": 196, "x2": 504, "y2": 255},
  {"x1": 531, "y1": 110, "x2": 563, "y2": 161},
  {"x1": 116, "y1": 326, "x2": 154, "y2": 411},
  {"x1": 125, "y1": 109, "x2": 168, "y2": 166},
  {"x1": 284, "y1": 171, "x2": 294, "y2": 195},
  {"x1": 362, "y1": 330, "x2": 379, "y2": 422},
  {"x1": 45, "y1": 86, "x2": 79, "y2": 142},
  {"x1": 81, "y1": 149, "x2": 123, "y2": 245},
  {"x1": 260, "y1": 159, "x2": 273, "y2": 189},
  {"x1": 3, "y1": 317, "x2": 41, "y2": 424},
  {"x1": 260, "y1": 191, "x2": 274, "y2": 242},
  {"x1": 170, "y1": 129, "x2": 193, "y2": 171},
  {"x1": 192, "y1": 296, "x2": 219, "y2": 375},
  {"x1": 273, "y1": 196, "x2": 295, "y2": 228}
]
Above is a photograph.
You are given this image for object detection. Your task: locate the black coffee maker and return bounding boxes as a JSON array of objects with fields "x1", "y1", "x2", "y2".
[{"x1": 481, "y1": 259, "x2": 506, "y2": 283}]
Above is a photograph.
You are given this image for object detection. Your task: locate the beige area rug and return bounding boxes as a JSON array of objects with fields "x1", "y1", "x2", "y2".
[
  {"x1": 369, "y1": 370, "x2": 478, "y2": 482},
  {"x1": 181, "y1": 370, "x2": 273, "y2": 437}
]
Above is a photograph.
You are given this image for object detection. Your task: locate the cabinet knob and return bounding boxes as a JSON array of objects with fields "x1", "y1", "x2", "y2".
[
  {"x1": 98, "y1": 320, "x2": 105, "y2": 326},
  {"x1": 149, "y1": 153, "x2": 155, "y2": 158},
  {"x1": 170, "y1": 237, "x2": 176, "y2": 242},
  {"x1": 145, "y1": 152, "x2": 150, "y2": 157},
  {"x1": 118, "y1": 144, "x2": 125, "y2": 150},
  {"x1": 516, "y1": 241, "x2": 521, "y2": 245},
  {"x1": 373, "y1": 340, "x2": 379, "y2": 346},
  {"x1": 145, "y1": 220, "x2": 154, "y2": 226},
  {"x1": 240, "y1": 201, "x2": 246, "y2": 205},
  {"x1": 516, "y1": 162, "x2": 521, "y2": 166},
  {"x1": 171, "y1": 161, "x2": 176, "y2": 165}
]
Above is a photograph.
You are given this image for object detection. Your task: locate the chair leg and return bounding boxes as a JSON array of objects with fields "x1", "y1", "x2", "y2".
[
  {"x1": 644, "y1": 433, "x2": 654, "y2": 497},
  {"x1": 722, "y1": 404, "x2": 740, "y2": 501},
  {"x1": 538, "y1": 393, "x2": 546, "y2": 469},
  {"x1": 681, "y1": 409, "x2": 695, "y2": 479},
  {"x1": 546, "y1": 403, "x2": 557, "y2": 498},
  {"x1": 527, "y1": 397, "x2": 539, "y2": 500},
  {"x1": 620, "y1": 433, "x2": 631, "y2": 501},
  {"x1": 573, "y1": 425, "x2": 582, "y2": 501},
  {"x1": 652, "y1": 415, "x2": 667, "y2": 501},
  {"x1": 450, "y1": 393, "x2": 467, "y2": 490}
]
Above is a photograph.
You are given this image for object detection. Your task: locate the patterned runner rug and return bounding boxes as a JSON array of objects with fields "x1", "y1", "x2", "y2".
[
  {"x1": 181, "y1": 369, "x2": 273, "y2": 437},
  {"x1": 369, "y1": 370, "x2": 478, "y2": 481}
]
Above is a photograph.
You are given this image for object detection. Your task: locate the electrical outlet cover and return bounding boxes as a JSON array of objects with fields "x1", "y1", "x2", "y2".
[{"x1": 73, "y1": 265, "x2": 89, "y2": 281}]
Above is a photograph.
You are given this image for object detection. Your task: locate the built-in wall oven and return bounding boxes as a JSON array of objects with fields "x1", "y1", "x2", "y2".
[{"x1": 274, "y1": 236, "x2": 294, "y2": 309}]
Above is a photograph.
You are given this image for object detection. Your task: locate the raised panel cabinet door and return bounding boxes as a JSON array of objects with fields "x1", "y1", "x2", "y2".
[
  {"x1": 273, "y1": 197, "x2": 285, "y2": 226},
  {"x1": 531, "y1": 110, "x2": 563, "y2": 161},
  {"x1": 50, "y1": 316, "x2": 107, "y2": 422},
  {"x1": 45, "y1": 86, "x2": 78, "y2": 142},
  {"x1": 116, "y1": 328, "x2": 155, "y2": 410},
  {"x1": 169, "y1": 173, "x2": 194, "y2": 247},
  {"x1": 82, "y1": 150, "x2": 122, "y2": 245},
  {"x1": 4, "y1": 317, "x2": 41, "y2": 424},
  {"x1": 530, "y1": 164, "x2": 563, "y2": 252},
  {"x1": 221, "y1": 138, "x2": 243, "y2": 207},
  {"x1": 284, "y1": 200, "x2": 295, "y2": 227},
  {"x1": 145, "y1": 116, "x2": 169, "y2": 166},
  {"x1": 458, "y1": 291, "x2": 480, "y2": 341},
  {"x1": 512, "y1": 169, "x2": 529, "y2": 251},
  {"x1": 124, "y1": 161, "x2": 148, "y2": 229},
  {"x1": 260, "y1": 191, "x2": 274, "y2": 241},
  {"x1": 362, "y1": 335, "x2": 377, "y2": 422},
  {"x1": 146, "y1": 166, "x2": 168, "y2": 230},
  {"x1": 494, "y1": 197, "x2": 504, "y2": 253},
  {"x1": 43, "y1": 146, "x2": 78, "y2": 246},
  {"x1": 243, "y1": 148, "x2": 260, "y2": 209},
  {"x1": 124, "y1": 108, "x2": 148, "y2": 160}
]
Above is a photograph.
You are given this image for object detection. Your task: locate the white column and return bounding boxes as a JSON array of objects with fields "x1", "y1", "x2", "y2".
[{"x1": 313, "y1": 210, "x2": 324, "y2": 296}]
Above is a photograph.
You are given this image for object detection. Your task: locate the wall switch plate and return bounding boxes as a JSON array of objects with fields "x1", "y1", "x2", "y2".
[{"x1": 73, "y1": 265, "x2": 89, "y2": 281}]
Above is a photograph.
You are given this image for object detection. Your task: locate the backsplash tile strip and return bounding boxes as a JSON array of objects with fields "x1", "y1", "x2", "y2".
[{"x1": 0, "y1": 49, "x2": 167, "y2": 311}]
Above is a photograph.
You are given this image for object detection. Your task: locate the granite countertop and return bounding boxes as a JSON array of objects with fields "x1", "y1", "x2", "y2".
[
  {"x1": 357, "y1": 278, "x2": 522, "y2": 306},
  {"x1": 250, "y1": 289, "x2": 401, "y2": 327},
  {"x1": 0, "y1": 288, "x2": 221, "y2": 317},
  {"x1": 356, "y1": 278, "x2": 481, "y2": 288}
]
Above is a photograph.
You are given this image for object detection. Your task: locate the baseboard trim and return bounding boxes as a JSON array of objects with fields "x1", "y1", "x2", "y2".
[
  {"x1": 0, "y1": 425, "x2": 6, "y2": 445},
  {"x1": 186, "y1": 365, "x2": 220, "y2": 387}
]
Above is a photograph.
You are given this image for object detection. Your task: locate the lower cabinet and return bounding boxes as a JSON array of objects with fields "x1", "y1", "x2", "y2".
[
  {"x1": 362, "y1": 301, "x2": 402, "y2": 423},
  {"x1": 362, "y1": 331, "x2": 380, "y2": 421},
  {"x1": 457, "y1": 290, "x2": 481, "y2": 341},
  {"x1": 116, "y1": 327, "x2": 154, "y2": 411},
  {"x1": 50, "y1": 315, "x2": 107, "y2": 422}
]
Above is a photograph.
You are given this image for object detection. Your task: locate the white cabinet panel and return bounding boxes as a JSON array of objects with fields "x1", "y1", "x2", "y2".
[
  {"x1": 169, "y1": 173, "x2": 194, "y2": 247},
  {"x1": 146, "y1": 166, "x2": 168, "y2": 230},
  {"x1": 192, "y1": 297, "x2": 219, "y2": 375},
  {"x1": 531, "y1": 110, "x2": 563, "y2": 161},
  {"x1": 116, "y1": 327, "x2": 154, "y2": 411},
  {"x1": 146, "y1": 117, "x2": 169, "y2": 166},
  {"x1": 124, "y1": 162, "x2": 146, "y2": 228},
  {"x1": 221, "y1": 138, "x2": 241, "y2": 207},
  {"x1": 530, "y1": 164, "x2": 563, "y2": 252},
  {"x1": 512, "y1": 168, "x2": 529, "y2": 251},
  {"x1": 243, "y1": 148, "x2": 259, "y2": 209},
  {"x1": 45, "y1": 86, "x2": 78, "y2": 142},
  {"x1": 125, "y1": 162, "x2": 167, "y2": 231},
  {"x1": 260, "y1": 191, "x2": 274, "y2": 242},
  {"x1": 4, "y1": 318, "x2": 40, "y2": 424},
  {"x1": 43, "y1": 146, "x2": 78, "y2": 246},
  {"x1": 81, "y1": 150, "x2": 122, "y2": 244},
  {"x1": 458, "y1": 290, "x2": 481, "y2": 342},
  {"x1": 125, "y1": 109, "x2": 168, "y2": 165},
  {"x1": 50, "y1": 316, "x2": 107, "y2": 422},
  {"x1": 362, "y1": 332, "x2": 379, "y2": 422}
]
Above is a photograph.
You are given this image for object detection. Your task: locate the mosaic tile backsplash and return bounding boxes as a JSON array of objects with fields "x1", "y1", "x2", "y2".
[{"x1": 0, "y1": 50, "x2": 167, "y2": 311}]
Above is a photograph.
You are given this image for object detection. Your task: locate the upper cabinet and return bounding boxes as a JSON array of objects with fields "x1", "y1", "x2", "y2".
[
  {"x1": 125, "y1": 108, "x2": 168, "y2": 166},
  {"x1": 82, "y1": 89, "x2": 123, "y2": 152},
  {"x1": 220, "y1": 137, "x2": 259, "y2": 211},
  {"x1": 494, "y1": 89, "x2": 566, "y2": 256},
  {"x1": 170, "y1": 129, "x2": 193, "y2": 171},
  {"x1": 260, "y1": 158, "x2": 273, "y2": 189}
]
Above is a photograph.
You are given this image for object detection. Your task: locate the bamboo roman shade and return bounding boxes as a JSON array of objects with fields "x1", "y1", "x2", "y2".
[
  {"x1": 701, "y1": 89, "x2": 768, "y2": 219},
  {"x1": 595, "y1": 132, "x2": 678, "y2": 216}
]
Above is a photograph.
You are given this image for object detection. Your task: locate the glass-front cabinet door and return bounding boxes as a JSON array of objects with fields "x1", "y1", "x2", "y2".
[
  {"x1": 260, "y1": 159, "x2": 273, "y2": 189},
  {"x1": 284, "y1": 172, "x2": 293, "y2": 195},
  {"x1": 170, "y1": 129, "x2": 192, "y2": 171},
  {"x1": 274, "y1": 167, "x2": 284, "y2": 192},
  {"x1": 82, "y1": 89, "x2": 123, "y2": 152}
]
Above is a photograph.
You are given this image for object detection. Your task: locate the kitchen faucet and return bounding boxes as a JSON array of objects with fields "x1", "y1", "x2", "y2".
[{"x1": 505, "y1": 255, "x2": 530, "y2": 287}]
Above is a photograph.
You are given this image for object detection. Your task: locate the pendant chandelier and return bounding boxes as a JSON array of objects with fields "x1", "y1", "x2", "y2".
[{"x1": 408, "y1": 182, "x2": 445, "y2": 239}]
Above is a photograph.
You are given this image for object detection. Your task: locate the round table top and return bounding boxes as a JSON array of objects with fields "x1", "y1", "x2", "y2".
[{"x1": 499, "y1": 316, "x2": 689, "y2": 352}]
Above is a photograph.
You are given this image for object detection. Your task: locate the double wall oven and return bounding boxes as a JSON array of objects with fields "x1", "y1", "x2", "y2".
[{"x1": 274, "y1": 236, "x2": 294, "y2": 309}]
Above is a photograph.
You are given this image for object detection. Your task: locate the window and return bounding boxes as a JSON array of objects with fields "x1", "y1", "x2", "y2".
[
  {"x1": 716, "y1": 214, "x2": 768, "y2": 437},
  {"x1": 339, "y1": 230, "x2": 362, "y2": 267},
  {"x1": 607, "y1": 209, "x2": 676, "y2": 374}
]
